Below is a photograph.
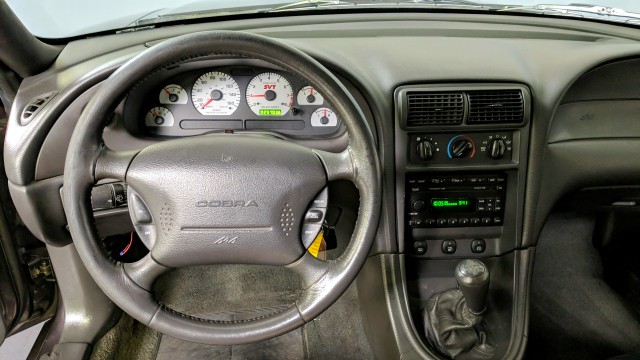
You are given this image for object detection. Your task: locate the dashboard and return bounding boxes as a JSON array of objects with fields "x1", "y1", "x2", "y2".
[
  {"x1": 5, "y1": 11, "x2": 640, "y2": 360},
  {"x1": 124, "y1": 60, "x2": 344, "y2": 138}
]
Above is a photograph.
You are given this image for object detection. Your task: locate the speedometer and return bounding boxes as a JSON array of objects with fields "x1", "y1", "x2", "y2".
[
  {"x1": 191, "y1": 71, "x2": 240, "y2": 116},
  {"x1": 246, "y1": 72, "x2": 293, "y2": 116}
]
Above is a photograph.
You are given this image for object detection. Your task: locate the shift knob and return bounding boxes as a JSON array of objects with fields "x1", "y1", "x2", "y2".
[{"x1": 455, "y1": 259, "x2": 490, "y2": 315}]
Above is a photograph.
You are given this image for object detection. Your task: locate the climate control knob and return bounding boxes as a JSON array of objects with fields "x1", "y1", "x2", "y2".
[
  {"x1": 488, "y1": 139, "x2": 506, "y2": 159},
  {"x1": 450, "y1": 139, "x2": 474, "y2": 158},
  {"x1": 416, "y1": 140, "x2": 435, "y2": 161}
]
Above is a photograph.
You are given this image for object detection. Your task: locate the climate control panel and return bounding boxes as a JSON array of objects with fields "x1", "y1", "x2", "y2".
[{"x1": 409, "y1": 132, "x2": 513, "y2": 165}]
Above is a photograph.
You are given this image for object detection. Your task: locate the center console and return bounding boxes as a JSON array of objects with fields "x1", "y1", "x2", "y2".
[{"x1": 394, "y1": 83, "x2": 531, "y2": 359}]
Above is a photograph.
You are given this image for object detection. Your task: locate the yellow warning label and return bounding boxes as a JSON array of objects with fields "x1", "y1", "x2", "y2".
[{"x1": 308, "y1": 230, "x2": 324, "y2": 258}]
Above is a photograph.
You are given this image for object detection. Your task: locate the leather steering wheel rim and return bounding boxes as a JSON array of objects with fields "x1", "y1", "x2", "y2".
[{"x1": 63, "y1": 31, "x2": 381, "y2": 345}]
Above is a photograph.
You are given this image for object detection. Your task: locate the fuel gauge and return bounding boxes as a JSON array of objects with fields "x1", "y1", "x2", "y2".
[
  {"x1": 297, "y1": 86, "x2": 324, "y2": 106},
  {"x1": 159, "y1": 84, "x2": 188, "y2": 104},
  {"x1": 145, "y1": 107, "x2": 174, "y2": 127},
  {"x1": 310, "y1": 107, "x2": 338, "y2": 127}
]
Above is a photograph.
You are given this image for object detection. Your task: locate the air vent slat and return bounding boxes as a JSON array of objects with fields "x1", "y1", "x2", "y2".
[
  {"x1": 406, "y1": 92, "x2": 464, "y2": 126},
  {"x1": 467, "y1": 89, "x2": 525, "y2": 124}
]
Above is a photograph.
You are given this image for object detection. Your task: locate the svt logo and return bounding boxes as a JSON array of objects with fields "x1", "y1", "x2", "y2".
[{"x1": 263, "y1": 84, "x2": 276, "y2": 90}]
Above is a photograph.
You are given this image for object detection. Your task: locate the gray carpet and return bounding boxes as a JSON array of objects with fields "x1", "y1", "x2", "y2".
[{"x1": 526, "y1": 213, "x2": 640, "y2": 360}]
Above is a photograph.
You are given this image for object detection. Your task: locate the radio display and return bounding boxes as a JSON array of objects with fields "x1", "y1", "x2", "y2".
[{"x1": 431, "y1": 198, "x2": 472, "y2": 210}]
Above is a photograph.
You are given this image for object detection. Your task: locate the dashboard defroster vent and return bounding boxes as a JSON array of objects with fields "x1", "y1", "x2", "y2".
[
  {"x1": 467, "y1": 89, "x2": 524, "y2": 124},
  {"x1": 406, "y1": 92, "x2": 464, "y2": 126}
]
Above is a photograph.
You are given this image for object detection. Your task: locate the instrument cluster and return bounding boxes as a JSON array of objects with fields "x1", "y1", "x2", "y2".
[{"x1": 123, "y1": 60, "x2": 343, "y2": 138}]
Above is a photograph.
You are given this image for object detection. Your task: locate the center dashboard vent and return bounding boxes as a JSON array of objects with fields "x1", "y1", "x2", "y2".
[
  {"x1": 400, "y1": 86, "x2": 528, "y2": 127},
  {"x1": 467, "y1": 89, "x2": 524, "y2": 124},
  {"x1": 406, "y1": 92, "x2": 464, "y2": 126}
]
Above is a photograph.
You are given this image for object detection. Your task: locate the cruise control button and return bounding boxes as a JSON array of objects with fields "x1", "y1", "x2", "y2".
[
  {"x1": 130, "y1": 193, "x2": 152, "y2": 224},
  {"x1": 305, "y1": 209, "x2": 324, "y2": 223},
  {"x1": 442, "y1": 240, "x2": 457, "y2": 254},
  {"x1": 312, "y1": 187, "x2": 329, "y2": 208},
  {"x1": 135, "y1": 224, "x2": 156, "y2": 249},
  {"x1": 414, "y1": 240, "x2": 427, "y2": 255},
  {"x1": 471, "y1": 239, "x2": 486, "y2": 253},
  {"x1": 302, "y1": 223, "x2": 323, "y2": 248}
]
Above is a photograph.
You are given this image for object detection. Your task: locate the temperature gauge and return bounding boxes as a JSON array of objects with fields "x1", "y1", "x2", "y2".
[
  {"x1": 145, "y1": 107, "x2": 174, "y2": 127},
  {"x1": 159, "y1": 84, "x2": 188, "y2": 104},
  {"x1": 297, "y1": 86, "x2": 324, "y2": 106},
  {"x1": 310, "y1": 107, "x2": 338, "y2": 127}
]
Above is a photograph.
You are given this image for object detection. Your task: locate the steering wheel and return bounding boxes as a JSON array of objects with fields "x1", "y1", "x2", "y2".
[{"x1": 63, "y1": 31, "x2": 381, "y2": 344}]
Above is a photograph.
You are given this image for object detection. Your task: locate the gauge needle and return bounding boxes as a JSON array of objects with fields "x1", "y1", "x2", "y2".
[
  {"x1": 152, "y1": 109, "x2": 158, "y2": 117},
  {"x1": 201, "y1": 98, "x2": 214, "y2": 109},
  {"x1": 324, "y1": 108, "x2": 327, "y2": 117},
  {"x1": 249, "y1": 94, "x2": 265, "y2": 97},
  {"x1": 162, "y1": 88, "x2": 171, "y2": 95},
  {"x1": 310, "y1": 88, "x2": 314, "y2": 95}
]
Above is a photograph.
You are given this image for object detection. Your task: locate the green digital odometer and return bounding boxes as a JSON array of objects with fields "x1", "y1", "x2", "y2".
[
  {"x1": 431, "y1": 199, "x2": 470, "y2": 209},
  {"x1": 259, "y1": 109, "x2": 282, "y2": 116}
]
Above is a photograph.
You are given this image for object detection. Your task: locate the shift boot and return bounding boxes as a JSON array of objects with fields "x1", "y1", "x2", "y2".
[{"x1": 423, "y1": 288, "x2": 495, "y2": 360}]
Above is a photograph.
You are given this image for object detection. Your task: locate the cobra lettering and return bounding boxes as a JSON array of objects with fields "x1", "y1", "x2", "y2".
[{"x1": 196, "y1": 200, "x2": 258, "y2": 208}]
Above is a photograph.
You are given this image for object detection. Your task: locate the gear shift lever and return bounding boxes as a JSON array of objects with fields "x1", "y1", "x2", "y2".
[{"x1": 455, "y1": 259, "x2": 490, "y2": 315}]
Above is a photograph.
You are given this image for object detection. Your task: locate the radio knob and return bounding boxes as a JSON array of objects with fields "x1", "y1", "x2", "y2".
[
  {"x1": 412, "y1": 200, "x2": 427, "y2": 212},
  {"x1": 416, "y1": 140, "x2": 435, "y2": 161},
  {"x1": 489, "y1": 139, "x2": 506, "y2": 159},
  {"x1": 450, "y1": 139, "x2": 474, "y2": 158}
]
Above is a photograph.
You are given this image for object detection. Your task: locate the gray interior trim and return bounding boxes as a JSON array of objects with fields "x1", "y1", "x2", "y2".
[{"x1": 45, "y1": 243, "x2": 120, "y2": 344}]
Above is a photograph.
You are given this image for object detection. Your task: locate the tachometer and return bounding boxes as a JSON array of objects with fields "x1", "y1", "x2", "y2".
[
  {"x1": 246, "y1": 72, "x2": 293, "y2": 116},
  {"x1": 297, "y1": 86, "x2": 324, "y2": 106},
  {"x1": 310, "y1": 107, "x2": 338, "y2": 127},
  {"x1": 145, "y1": 107, "x2": 174, "y2": 127},
  {"x1": 159, "y1": 84, "x2": 188, "y2": 104},
  {"x1": 191, "y1": 72, "x2": 240, "y2": 115}
]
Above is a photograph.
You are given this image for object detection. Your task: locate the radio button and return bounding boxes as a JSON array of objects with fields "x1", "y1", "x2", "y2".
[
  {"x1": 426, "y1": 219, "x2": 436, "y2": 226},
  {"x1": 496, "y1": 185, "x2": 505, "y2": 191},
  {"x1": 442, "y1": 240, "x2": 457, "y2": 254},
  {"x1": 414, "y1": 241, "x2": 428, "y2": 255},
  {"x1": 469, "y1": 177, "x2": 479, "y2": 184},
  {"x1": 488, "y1": 177, "x2": 497, "y2": 183},
  {"x1": 471, "y1": 218, "x2": 481, "y2": 225},
  {"x1": 450, "y1": 177, "x2": 465, "y2": 184},
  {"x1": 459, "y1": 218, "x2": 470, "y2": 226},
  {"x1": 493, "y1": 217, "x2": 502, "y2": 225},
  {"x1": 471, "y1": 239, "x2": 486, "y2": 253},
  {"x1": 447, "y1": 218, "x2": 458, "y2": 226},
  {"x1": 437, "y1": 218, "x2": 447, "y2": 226},
  {"x1": 476, "y1": 199, "x2": 487, "y2": 211},
  {"x1": 482, "y1": 217, "x2": 492, "y2": 224}
]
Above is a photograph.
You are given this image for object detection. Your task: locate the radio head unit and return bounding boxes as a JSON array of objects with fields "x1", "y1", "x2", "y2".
[{"x1": 407, "y1": 174, "x2": 506, "y2": 228}]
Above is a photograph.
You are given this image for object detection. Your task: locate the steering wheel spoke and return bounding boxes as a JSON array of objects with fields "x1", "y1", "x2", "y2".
[
  {"x1": 313, "y1": 147, "x2": 355, "y2": 181},
  {"x1": 122, "y1": 253, "x2": 170, "y2": 291},
  {"x1": 94, "y1": 147, "x2": 138, "y2": 182},
  {"x1": 286, "y1": 252, "x2": 331, "y2": 289}
]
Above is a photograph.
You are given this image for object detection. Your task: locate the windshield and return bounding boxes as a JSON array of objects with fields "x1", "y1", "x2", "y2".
[{"x1": 6, "y1": 0, "x2": 640, "y2": 39}]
